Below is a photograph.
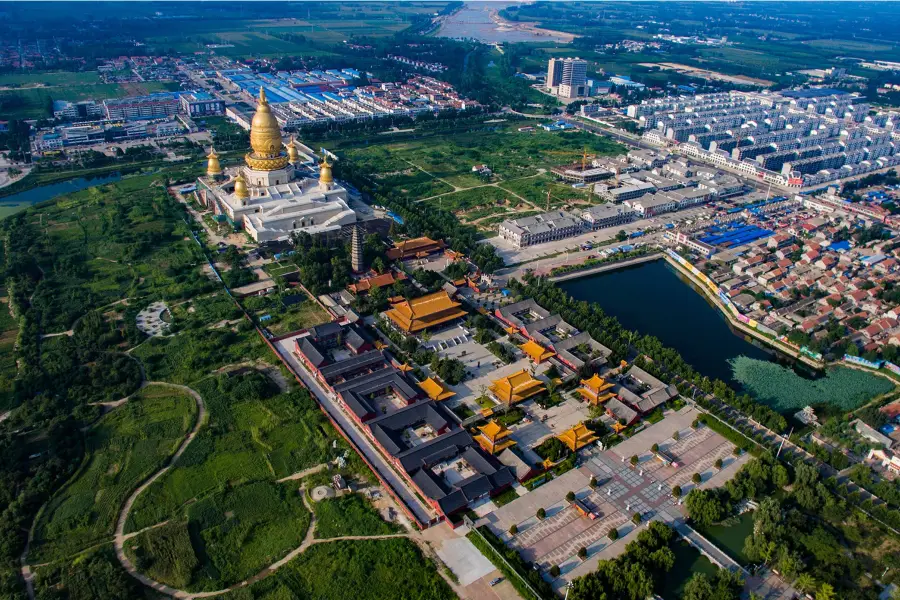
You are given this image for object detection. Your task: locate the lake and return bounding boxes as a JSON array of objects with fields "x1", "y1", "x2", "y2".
[
  {"x1": 435, "y1": 2, "x2": 572, "y2": 44},
  {"x1": 0, "y1": 173, "x2": 122, "y2": 219},
  {"x1": 560, "y1": 259, "x2": 892, "y2": 413}
]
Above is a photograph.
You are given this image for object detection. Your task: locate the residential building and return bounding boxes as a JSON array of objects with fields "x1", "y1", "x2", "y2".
[
  {"x1": 180, "y1": 91, "x2": 225, "y2": 116},
  {"x1": 581, "y1": 204, "x2": 636, "y2": 230},
  {"x1": 498, "y1": 210, "x2": 583, "y2": 248}
]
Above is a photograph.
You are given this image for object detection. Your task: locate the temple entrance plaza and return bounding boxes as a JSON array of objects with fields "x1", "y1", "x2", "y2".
[{"x1": 479, "y1": 406, "x2": 750, "y2": 593}]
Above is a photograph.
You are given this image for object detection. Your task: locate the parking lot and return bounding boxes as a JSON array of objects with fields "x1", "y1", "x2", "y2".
[{"x1": 480, "y1": 407, "x2": 749, "y2": 589}]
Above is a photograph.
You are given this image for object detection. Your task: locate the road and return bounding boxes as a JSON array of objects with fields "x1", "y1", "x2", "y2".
[{"x1": 272, "y1": 337, "x2": 437, "y2": 525}]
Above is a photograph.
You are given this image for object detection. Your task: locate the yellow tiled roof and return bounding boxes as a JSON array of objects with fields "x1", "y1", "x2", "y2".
[
  {"x1": 417, "y1": 377, "x2": 455, "y2": 401},
  {"x1": 478, "y1": 420, "x2": 510, "y2": 441},
  {"x1": 385, "y1": 290, "x2": 466, "y2": 333},
  {"x1": 558, "y1": 422, "x2": 599, "y2": 452},
  {"x1": 519, "y1": 340, "x2": 556, "y2": 363},
  {"x1": 580, "y1": 374, "x2": 613, "y2": 392},
  {"x1": 489, "y1": 369, "x2": 545, "y2": 405}
]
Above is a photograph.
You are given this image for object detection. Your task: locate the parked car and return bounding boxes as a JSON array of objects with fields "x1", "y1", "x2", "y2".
[{"x1": 490, "y1": 577, "x2": 504, "y2": 587}]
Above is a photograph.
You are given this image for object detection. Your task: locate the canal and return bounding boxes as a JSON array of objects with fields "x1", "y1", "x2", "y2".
[
  {"x1": 559, "y1": 259, "x2": 894, "y2": 413},
  {"x1": 0, "y1": 173, "x2": 122, "y2": 219}
]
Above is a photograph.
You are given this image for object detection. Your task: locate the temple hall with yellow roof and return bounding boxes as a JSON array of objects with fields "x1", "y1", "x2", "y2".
[{"x1": 197, "y1": 87, "x2": 358, "y2": 242}]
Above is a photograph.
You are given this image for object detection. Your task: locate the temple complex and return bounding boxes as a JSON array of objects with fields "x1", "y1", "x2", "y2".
[{"x1": 197, "y1": 87, "x2": 357, "y2": 242}]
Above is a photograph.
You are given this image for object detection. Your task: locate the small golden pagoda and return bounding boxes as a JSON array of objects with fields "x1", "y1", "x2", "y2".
[
  {"x1": 287, "y1": 136, "x2": 300, "y2": 165},
  {"x1": 233, "y1": 172, "x2": 250, "y2": 201},
  {"x1": 206, "y1": 147, "x2": 222, "y2": 178},
  {"x1": 319, "y1": 152, "x2": 334, "y2": 190}
]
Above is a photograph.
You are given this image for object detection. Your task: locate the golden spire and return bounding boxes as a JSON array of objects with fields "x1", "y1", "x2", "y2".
[
  {"x1": 246, "y1": 85, "x2": 289, "y2": 171},
  {"x1": 206, "y1": 147, "x2": 222, "y2": 177},
  {"x1": 234, "y1": 172, "x2": 249, "y2": 200},
  {"x1": 287, "y1": 135, "x2": 300, "y2": 164},
  {"x1": 319, "y1": 151, "x2": 334, "y2": 187}
]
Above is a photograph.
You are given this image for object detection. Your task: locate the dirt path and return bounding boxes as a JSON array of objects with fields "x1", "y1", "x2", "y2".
[
  {"x1": 112, "y1": 382, "x2": 208, "y2": 599},
  {"x1": 275, "y1": 463, "x2": 329, "y2": 483}
]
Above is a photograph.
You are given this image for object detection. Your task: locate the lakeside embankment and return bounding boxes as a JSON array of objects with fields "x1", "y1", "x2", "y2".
[{"x1": 549, "y1": 252, "x2": 663, "y2": 282}]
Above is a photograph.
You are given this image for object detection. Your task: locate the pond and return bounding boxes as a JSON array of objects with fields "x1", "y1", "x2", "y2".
[
  {"x1": 560, "y1": 259, "x2": 893, "y2": 413},
  {"x1": 0, "y1": 173, "x2": 122, "y2": 219},
  {"x1": 660, "y1": 539, "x2": 719, "y2": 599},
  {"x1": 697, "y1": 511, "x2": 755, "y2": 566}
]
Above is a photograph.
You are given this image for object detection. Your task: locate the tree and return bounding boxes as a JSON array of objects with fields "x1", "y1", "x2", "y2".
[
  {"x1": 630, "y1": 454, "x2": 639, "y2": 466},
  {"x1": 692, "y1": 472, "x2": 702, "y2": 484},
  {"x1": 673, "y1": 431, "x2": 680, "y2": 441},
  {"x1": 608, "y1": 527, "x2": 619, "y2": 541},
  {"x1": 794, "y1": 573, "x2": 816, "y2": 594},
  {"x1": 509, "y1": 524, "x2": 518, "y2": 535},
  {"x1": 615, "y1": 230, "x2": 628, "y2": 242},
  {"x1": 566, "y1": 491, "x2": 576, "y2": 503},
  {"x1": 632, "y1": 512, "x2": 642, "y2": 525},
  {"x1": 589, "y1": 476, "x2": 597, "y2": 488},
  {"x1": 371, "y1": 256, "x2": 386, "y2": 274},
  {"x1": 536, "y1": 507, "x2": 546, "y2": 520},
  {"x1": 714, "y1": 458, "x2": 723, "y2": 470},
  {"x1": 672, "y1": 485, "x2": 682, "y2": 499},
  {"x1": 685, "y1": 489, "x2": 730, "y2": 527},
  {"x1": 651, "y1": 443, "x2": 659, "y2": 453},
  {"x1": 549, "y1": 564, "x2": 560, "y2": 578},
  {"x1": 817, "y1": 583, "x2": 837, "y2": 600}
]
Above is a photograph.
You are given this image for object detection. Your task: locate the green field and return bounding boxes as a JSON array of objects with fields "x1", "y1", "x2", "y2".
[
  {"x1": 218, "y1": 538, "x2": 453, "y2": 600},
  {"x1": 312, "y1": 494, "x2": 402, "y2": 539},
  {"x1": 338, "y1": 124, "x2": 623, "y2": 202},
  {"x1": 0, "y1": 70, "x2": 102, "y2": 87},
  {"x1": 30, "y1": 385, "x2": 197, "y2": 562},
  {"x1": 6, "y1": 174, "x2": 211, "y2": 333},
  {"x1": 125, "y1": 372, "x2": 336, "y2": 532},
  {"x1": 127, "y1": 481, "x2": 311, "y2": 591}
]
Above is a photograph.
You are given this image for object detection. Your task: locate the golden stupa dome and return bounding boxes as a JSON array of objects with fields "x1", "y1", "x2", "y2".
[
  {"x1": 234, "y1": 172, "x2": 250, "y2": 199},
  {"x1": 250, "y1": 87, "x2": 283, "y2": 158},
  {"x1": 319, "y1": 154, "x2": 334, "y2": 186},
  {"x1": 206, "y1": 147, "x2": 222, "y2": 177},
  {"x1": 287, "y1": 136, "x2": 300, "y2": 164}
]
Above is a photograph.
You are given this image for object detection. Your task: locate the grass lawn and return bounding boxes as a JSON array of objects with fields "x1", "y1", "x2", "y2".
[
  {"x1": 312, "y1": 493, "x2": 401, "y2": 539},
  {"x1": 30, "y1": 385, "x2": 197, "y2": 562},
  {"x1": 217, "y1": 538, "x2": 453, "y2": 600},
  {"x1": 336, "y1": 124, "x2": 623, "y2": 201},
  {"x1": 491, "y1": 487, "x2": 520, "y2": 508}
]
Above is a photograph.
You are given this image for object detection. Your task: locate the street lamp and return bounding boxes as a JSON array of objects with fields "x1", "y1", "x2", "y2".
[{"x1": 564, "y1": 582, "x2": 574, "y2": 600}]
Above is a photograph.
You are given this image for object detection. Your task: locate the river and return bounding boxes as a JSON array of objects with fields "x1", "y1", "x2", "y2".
[
  {"x1": 435, "y1": 2, "x2": 572, "y2": 44},
  {"x1": 0, "y1": 173, "x2": 122, "y2": 219},
  {"x1": 559, "y1": 259, "x2": 893, "y2": 413}
]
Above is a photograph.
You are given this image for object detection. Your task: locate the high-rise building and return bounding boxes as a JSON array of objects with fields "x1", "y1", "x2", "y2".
[{"x1": 547, "y1": 57, "x2": 588, "y2": 99}]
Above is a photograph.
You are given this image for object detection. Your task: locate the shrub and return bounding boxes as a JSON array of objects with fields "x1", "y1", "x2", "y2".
[
  {"x1": 508, "y1": 524, "x2": 518, "y2": 535},
  {"x1": 589, "y1": 476, "x2": 597, "y2": 488},
  {"x1": 673, "y1": 431, "x2": 680, "y2": 441},
  {"x1": 672, "y1": 485, "x2": 682, "y2": 498},
  {"x1": 550, "y1": 564, "x2": 561, "y2": 578},
  {"x1": 714, "y1": 458, "x2": 723, "y2": 470},
  {"x1": 692, "y1": 473, "x2": 702, "y2": 484},
  {"x1": 608, "y1": 527, "x2": 619, "y2": 541},
  {"x1": 632, "y1": 512, "x2": 642, "y2": 525},
  {"x1": 566, "y1": 491, "x2": 575, "y2": 503},
  {"x1": 651, "y1": 443, "x2": 659, "y2": 453},
  {"x1": 577, "y1": 547, "x2": 587, "y2": 560},
  {"x1": 630, "y1": 455, "x2": 639, "y2": 466},
  {"x1": 536, "y1": 508, "x2": 546, "y2": 520}
]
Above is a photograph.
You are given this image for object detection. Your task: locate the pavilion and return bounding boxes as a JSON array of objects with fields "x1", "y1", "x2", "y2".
[
  {"x1": 475, "y1": 420, "x2": 517, "y2": 455},
  {"x1": 558, "y1": 422, "x2": 599, "y2": 452},
  {"x1": 489, "y1": 369, "x2": 546, "y2": 407},
  {"x1": 578, "y1": 374, "x2": 616, "y2": 405}
]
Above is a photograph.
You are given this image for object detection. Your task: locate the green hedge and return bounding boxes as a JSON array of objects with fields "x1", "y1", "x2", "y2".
[
  {"x1": 699, "y1": 413, "x2": 763, "y2": 457},
  {"x1": 467, "y1": 527, "x2": 553, "y2": 600}
]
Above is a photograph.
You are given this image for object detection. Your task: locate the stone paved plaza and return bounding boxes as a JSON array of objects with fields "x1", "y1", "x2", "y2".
[{"x1": 483, "y1": 407, "x2": 749, "y2": 585}]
